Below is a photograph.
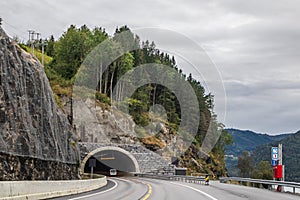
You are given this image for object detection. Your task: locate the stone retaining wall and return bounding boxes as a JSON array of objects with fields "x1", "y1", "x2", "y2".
[{"x1": 0, "y1": 152, "x2": 79, "y2": 181}]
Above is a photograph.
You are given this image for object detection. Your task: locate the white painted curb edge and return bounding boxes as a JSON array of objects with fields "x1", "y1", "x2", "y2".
[{"x1": 0, "y1": 177, "x2": 107, "y2": 200}]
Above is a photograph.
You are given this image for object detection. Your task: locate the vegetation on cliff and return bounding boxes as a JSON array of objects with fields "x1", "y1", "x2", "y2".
[{"x1": 21, "y1": 24, "x2": 232, "y2": 177}]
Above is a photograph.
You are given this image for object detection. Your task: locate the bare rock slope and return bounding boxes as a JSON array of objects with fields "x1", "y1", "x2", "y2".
[{"x1": 0, "y1": 27, "x2": 79, "y2": 180}]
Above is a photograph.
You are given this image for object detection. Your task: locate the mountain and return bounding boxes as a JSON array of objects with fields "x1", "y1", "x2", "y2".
[
  {"x1": 253, "y1": 131, "x2": 300, "y2": 182},
  {"x1": 225, "y1": 129, "x2": 290, "y2": 157},
  {"x1": 225, "y1": 128, "x2": 291, "y2": 176}
]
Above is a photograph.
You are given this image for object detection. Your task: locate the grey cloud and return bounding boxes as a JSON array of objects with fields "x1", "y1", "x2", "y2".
[{"x1": 1, "y1": 0, "x2": 300, "y2": 134}]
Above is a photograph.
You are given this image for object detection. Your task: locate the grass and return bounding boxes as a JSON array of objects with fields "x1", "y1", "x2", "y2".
[
  {"x1": 140, "y1": 135, "x2": 166, "y2": 149},
  {"x1": 19, "y1": 44, "x2": 53, "y2": 65}
]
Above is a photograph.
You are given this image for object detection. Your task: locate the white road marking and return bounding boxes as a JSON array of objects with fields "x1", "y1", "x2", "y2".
[
  {"x1": 69, "y1": 179, "x2": 118, "y2": 200},
  {"x1": 169, "y1": 182, "x2": 218, "y2": 200}
]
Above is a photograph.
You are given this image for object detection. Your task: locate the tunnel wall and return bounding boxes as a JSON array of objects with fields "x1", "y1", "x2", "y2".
[{"x1": 80, "y1": 146, "x2": 140, "y2": 175}]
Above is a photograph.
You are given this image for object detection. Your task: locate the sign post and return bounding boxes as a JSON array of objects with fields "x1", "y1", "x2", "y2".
[
  {"x1": 89, "y1": 158, "x2": 96, "y2": 179},
  {"x1": 272, "y1": 144, "x2": 284, "y2": 192}
]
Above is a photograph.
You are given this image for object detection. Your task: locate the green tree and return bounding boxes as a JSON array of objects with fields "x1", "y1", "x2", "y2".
[
  {"x1": 252, "y1": 161, "x2": 273, "y2": 180},
  {"x1": 52, "y1": 25, "x2": 86, "y2": 79},
  {"x1": 237, "y1": 151, "x2": 254, "y2": 177},
  {"x1": 46, "y1": 35, "x2": 55, "y2": 57}
]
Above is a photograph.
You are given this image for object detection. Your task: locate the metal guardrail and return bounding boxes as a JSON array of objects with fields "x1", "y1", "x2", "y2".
[
  {"x1": 135, "y1": 173, "x2": 208, "y2": 185},
  {"x1": 220, "y1": 177, "x2": 300, "y2": 194}
]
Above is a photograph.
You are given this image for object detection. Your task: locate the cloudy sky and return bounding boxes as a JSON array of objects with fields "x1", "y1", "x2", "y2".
[{"x1": 1, "y1": 0, "x2": 300, "y2": 134}]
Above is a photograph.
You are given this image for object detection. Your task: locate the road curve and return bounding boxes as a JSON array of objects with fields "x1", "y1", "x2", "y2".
[
  {"x1": 139, "y1": 178, "x2": 299, "y2": 200},
  {"x1": 51, "y1": 177, "x2": 148, "y2": 200},
  {"x1": 52, "y1": 177, "x2": 299, "y2": 200}
]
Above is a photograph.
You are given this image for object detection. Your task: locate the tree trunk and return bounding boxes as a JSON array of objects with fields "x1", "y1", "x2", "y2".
[
  {"x1": 99, "y1": 62, "x2": 102, "y2": 93},
  {"x1": 104, "y1": 70, "x2": 108, "y2": 95},
  {"x1": 110, "y1": 69, "x2": 115, "y2": 101}
]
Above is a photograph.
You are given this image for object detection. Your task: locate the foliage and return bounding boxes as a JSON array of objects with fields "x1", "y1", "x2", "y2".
[
  {"x1": 225, "y1": 129, "x2": 289, "y2": 157},
  {"x1": 237, "y1": 153, "x2": 273, "y2": 180},
  {"x1": 237, "y1": 151, "x2": 254, "y2": 178},
  {"x1": 95, "y1": 92, "x2": 111, "y2": 105},
  {"x1": 46, "y1": 35, "x2": 55, "y2": 57},
  {"x1": 252, "y1": 161, "x2": 273, "y2": 180},
  {"x1": 20, "y1": 45, "x2": 53, "y2": 65},
  {"x1": 38, "y1": 24, "x2": 229, "y2": 176},
  {"x1": 51, "y1": 25, "x2": 108, "y2": 79},
  {"x1": 225, "y1": 128, "x2": 290, "y2": 177},
  {"x1": 253, "y1": 131, "x2": 300, "y2": 182}
]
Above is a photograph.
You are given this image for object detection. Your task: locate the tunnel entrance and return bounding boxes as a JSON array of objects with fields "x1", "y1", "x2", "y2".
[{"x1": 81, "y1": 146, "x2": 140, "y2": 176}]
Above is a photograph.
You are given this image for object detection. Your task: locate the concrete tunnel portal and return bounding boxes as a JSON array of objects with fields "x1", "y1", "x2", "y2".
[{"x1": 81, "y1": 146, "x2": 140, "y2": 176}]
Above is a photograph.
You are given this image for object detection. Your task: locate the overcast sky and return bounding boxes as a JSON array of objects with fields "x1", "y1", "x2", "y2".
[{"x1": 1, "y1": 0, "x2": 300, "y2": 135}]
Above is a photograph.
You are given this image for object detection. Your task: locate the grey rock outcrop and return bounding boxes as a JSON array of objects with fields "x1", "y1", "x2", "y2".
[{"x1": 0, "y1": 27, "x2": 79, "y2": 180}]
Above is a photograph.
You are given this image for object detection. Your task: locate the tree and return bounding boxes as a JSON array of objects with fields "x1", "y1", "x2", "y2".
[
  {"x1": 52, "y1": 25, "x2": 93, "y2": 79},
  {"x1": 0, "y1": 17, "x2": 2, "y2": 25},
  {"x1": 46, "y1": 35, "x2": 55, "y2": 57},
  {"x1": 252, "y1": 161, "x2": 273, "y2": 180},
  {"x1": 237, "y1": 151, "x2": 254, "y2": 177}
]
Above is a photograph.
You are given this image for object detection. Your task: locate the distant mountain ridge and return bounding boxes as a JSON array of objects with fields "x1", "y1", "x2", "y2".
[{"x1": 225, "y1": 128, "x2": 291, "y2": 157}]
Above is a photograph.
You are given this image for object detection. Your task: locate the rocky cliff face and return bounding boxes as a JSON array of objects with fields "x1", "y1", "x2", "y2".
[{"x1": 0, "y1": 27, "x2": 79, "y2": 180}]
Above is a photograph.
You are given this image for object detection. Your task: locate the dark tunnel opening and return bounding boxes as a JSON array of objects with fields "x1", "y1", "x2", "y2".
[{"x1": 84, "y1": 149, "x2": 138, "y2": 176}]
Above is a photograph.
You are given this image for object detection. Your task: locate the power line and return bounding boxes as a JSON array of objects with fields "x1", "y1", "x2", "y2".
[
  {"x1": 2, "y1": 20, "x2": 28, "y2": 42},
  {"x1": 2, "y1": 19, "x2": 47, "y2": 65}
]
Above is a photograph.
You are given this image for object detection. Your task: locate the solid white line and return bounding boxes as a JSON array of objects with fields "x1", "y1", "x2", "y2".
[
  {"x1": 169, "y1": 182, "x2": 218, "y2": 200},
  {"x1": 69, "y1": 179, "x2": 118, "y2": 200}
]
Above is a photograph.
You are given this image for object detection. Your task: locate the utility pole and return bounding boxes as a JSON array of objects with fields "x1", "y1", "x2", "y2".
[
  {"x1": 27, "y1": 30, "x2": 34, "y2": 43},
  {"x1": 35, "y1": 33, "x2": 41, "y2": 57},
  {"x1": 30, "y1": 31, "x2": 35, "y2": 55},
  {"x1": 278, "y1": 144, "x2": 284, "y2": 181},
  {"x1": 41, "y1": 39, "x2": 45, "y2": 66},
  {"x1": 28, "y1": 30, "x2": 34, "y2": 54}
]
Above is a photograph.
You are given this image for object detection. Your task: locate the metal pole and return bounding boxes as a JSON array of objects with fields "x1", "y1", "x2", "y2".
[
  {"x1": 279, "y1": 143, "x2": 284, "y2": 192},
  {"x1": 278, "y1": 144, "x2": 282, "y2": 165},
  {"x1": 30, "y1": 31, "x2": 35, "y2": 55},
  {"x1": 91, "y1": 166, "x2": 94, "y2": 179},
  {"x1": 41, "y1": 40, "x2": 44, "y2": 66}
]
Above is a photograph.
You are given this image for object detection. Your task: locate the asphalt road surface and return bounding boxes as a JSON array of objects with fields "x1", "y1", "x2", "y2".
[{"x1": 53, "y1": 177, "x2": 299, "y2": 200}]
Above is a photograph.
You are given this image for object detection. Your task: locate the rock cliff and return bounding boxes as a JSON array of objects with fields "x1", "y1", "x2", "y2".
[{"x1": 0, "y1": 27, "x2": 79, "y2": 180}]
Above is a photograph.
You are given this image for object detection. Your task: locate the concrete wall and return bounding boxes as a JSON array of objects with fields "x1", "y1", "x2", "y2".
[{"x1": 0, "y1": 176, "x2": 107, "y2": 200}]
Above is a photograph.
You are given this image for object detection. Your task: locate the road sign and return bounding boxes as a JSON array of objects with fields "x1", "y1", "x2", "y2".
[
  {"x1": 89, "y1": 158, "x2": 96, "y2": 167},
  {"x1": 271, "y1": 160, "x2": 277, "y2": 166},
  {"x1": 272, "y1": 147, "x2": 278, "y2": 154},
  {"x1": 271, "y1": 147, "x2": 279, "y2": 161}
]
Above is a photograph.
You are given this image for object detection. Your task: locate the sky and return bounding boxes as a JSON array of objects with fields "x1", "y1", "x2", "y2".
[{"x1": 1, "y1": 0, "x2": 300, "y2": 135}]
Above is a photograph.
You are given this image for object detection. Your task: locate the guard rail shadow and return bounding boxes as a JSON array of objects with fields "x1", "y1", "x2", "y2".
[{"x1": 220, "y1": 177, "x2": 300, "y2": 194}]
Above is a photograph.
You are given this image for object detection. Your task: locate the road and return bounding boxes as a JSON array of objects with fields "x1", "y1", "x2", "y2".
[{"x1": 53, "y1": 177, "x2": 299, "y2": 200}]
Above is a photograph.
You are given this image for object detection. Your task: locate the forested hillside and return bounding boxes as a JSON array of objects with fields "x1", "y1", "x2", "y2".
[
  {"x1": 21, "y1": 24, "x2": 232, "y2": 177},
  {"x1": 225, "y1": 129, "x2": 290, "y2": 156},
  {"x1": 253, "y1": 131, "x2": 300, "y2": 182},
  {"x1": 225, "y1": 129, "x2": 290, "y2": 177}
]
